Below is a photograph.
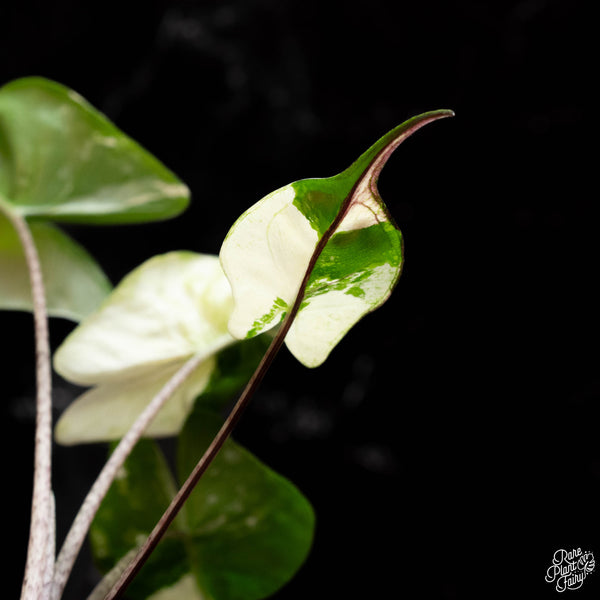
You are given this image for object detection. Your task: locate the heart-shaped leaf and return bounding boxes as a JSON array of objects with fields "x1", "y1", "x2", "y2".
[
  {"x1": 53, "y1": 252, "x2": 237, "y2": 444},
  {"x1": 0, "y1": 211, "x2": 111, "y2": 320},
  {"x1": 220, "y1": 110, "x2": 453, "y2": 367},
  {"x1": 0, "y1": 77, "x2": 189, "y2": 223},
  {"x1": 90, "y1": 411, "x2": 315, "y2": 600}
]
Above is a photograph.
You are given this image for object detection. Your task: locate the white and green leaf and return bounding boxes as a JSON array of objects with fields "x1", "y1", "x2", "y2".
[
  {"x1": 53, "y1": 252, "x2": 237, "y2": 444},
  {"x1": 220, "y1": 110, "x2": 454, "y2": 367}
]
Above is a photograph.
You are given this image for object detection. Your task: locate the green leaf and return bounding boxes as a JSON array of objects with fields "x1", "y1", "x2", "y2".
[
  {"x1": 90, "y1": 413, "x2": 315, "y2": 600},
  {"x1": 220, "y1": 110, "x2": 453, "y2": 367},
  {"x1": 0, "y1": 210, "x2": 111, "y2": 320},
  {"x1": 178, "y1": 411, "x2": 315, "y2": 600},
  {"x1": 0, "y1": 77, "x2": 189, "y2": 223},
  {"x1": 53, "y1": 252, "x2": 237, "y2": 444}
]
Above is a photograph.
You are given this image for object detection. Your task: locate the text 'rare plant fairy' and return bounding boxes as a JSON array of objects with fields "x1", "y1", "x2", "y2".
[{"x1": 0, "y1": 76, "x2": 453, "y2": 600}]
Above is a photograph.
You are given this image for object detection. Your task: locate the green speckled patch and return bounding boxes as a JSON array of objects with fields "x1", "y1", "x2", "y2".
[
  {"x1": 345, "y1": 286, "x2": 366, "y2": 299},
  {"x1": 246, "y1": 296, "x2": 288, "y2": 338},
  {"x1": 304, "y1": 221, "x2": 402, "y2": 301}
]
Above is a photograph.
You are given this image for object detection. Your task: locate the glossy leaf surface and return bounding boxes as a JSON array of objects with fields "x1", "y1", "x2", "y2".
[
  {"x1": 0, "y1": 211, "x2": 111, "y2": 320},
  {"x1": 220, "y1": 110, "x2": 453, "y2": 367},
  {"x1": 0, "y1": 77, "x2": 189, "y2": 223},
  {"x1": 54, "y1": 252, "x2": 236, "y2": 443},
  {"x1": 90, "y1": 412, "x2": 315, "y2": 600}
]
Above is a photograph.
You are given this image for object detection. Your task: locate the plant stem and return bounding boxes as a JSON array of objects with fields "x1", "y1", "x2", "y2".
[
  {"x1": 103, "y1": 173, "x2": 358, "y2": 600},
  {"x1": 102, "y1": 312, "x2": 293, "y2": 600},
  {"x1": 50, "y1": 353, "x2": 206, "y2": 600},
  {"x1": 44, "y1": 494, "x2": 57, "y2": 593},
  {"x1": 86, "y1": 548, "x2": 139, "y2": 600},
  {"x1": 103, "y1": 110, "x2": 455, "y2": 598},
  {"x1": 2, "y1": 207, "x2": 55, "y2": 600}
]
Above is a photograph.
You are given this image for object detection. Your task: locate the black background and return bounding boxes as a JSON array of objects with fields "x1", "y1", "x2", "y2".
[{"x1": 1, "y1": 1, "x2": 597, "y2": 599}]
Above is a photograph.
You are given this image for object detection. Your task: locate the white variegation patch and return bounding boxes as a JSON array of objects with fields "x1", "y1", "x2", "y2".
[
  {"x1": 146, "y1": 575, "x2": 206, "y2": 600},
  {"x1": 53, "y1": 252, "x2": 236, "y2": 444},
  {"x1": 55, "y1": 358, "x2": 215, "y2": 444},
  {"x1": 54, "y1": 252, "x2": 234, "y2": 384},
  {"x1": 285, "y1": 290, "x2": 365, "y2": 367},
  {"x1": 335, "y1": 195, "x2": 386, "y2": 233},
  {"x1": 286, "y1": 263, "x2": 397, "y2": 367},
  {"x1": 221, "y1": 184, "x2": 318, "y2": 339}
]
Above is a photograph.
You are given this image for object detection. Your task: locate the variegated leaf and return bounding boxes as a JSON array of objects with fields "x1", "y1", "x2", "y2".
[{"x1": 220, "y1": 110, "x2": 453, "y2": 367}]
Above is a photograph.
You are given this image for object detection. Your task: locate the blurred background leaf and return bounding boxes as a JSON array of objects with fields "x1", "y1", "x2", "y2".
[
  {"x1": 0, "y1": 77, "x2": 189, "y2": 224},
  {"x1": 0, "y1": 212, "x2": 111, "y2": 320},
  {"x1": 90, "y1": 411, "x2": 314, "y2": 600}
]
